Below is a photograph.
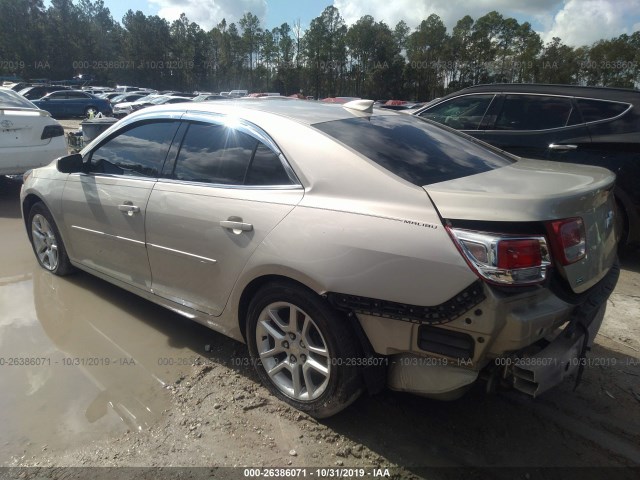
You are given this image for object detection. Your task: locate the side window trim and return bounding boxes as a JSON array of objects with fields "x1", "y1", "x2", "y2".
[
  {"x1": 479, "y1": 94, "x2": 502, "y2": 130},
  {"x1": 160, "y1": 121, "x2": 189, "y2": 178}
]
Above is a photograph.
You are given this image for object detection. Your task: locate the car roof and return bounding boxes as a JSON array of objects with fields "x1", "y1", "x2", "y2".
[
  {"x1": 446, "y1": 83, "x2": 640, "y2": 103},
  {"x1": 155, "y1": 98, "x2": 398, "y2": 125}
]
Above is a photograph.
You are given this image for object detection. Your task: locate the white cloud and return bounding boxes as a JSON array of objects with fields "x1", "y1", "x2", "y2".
[
  {"x1": 332, "y1": 0, "x2": 640, "y2": 46},
  {"x1": 332, "y1": 0, "x2": 561, "y2": 30},
  {"x1": 542, "y1": 0, "x2": 640, "y2": 45},
  {"x1": 149, "y1": 0, "x2": 267, "y2": 30}
]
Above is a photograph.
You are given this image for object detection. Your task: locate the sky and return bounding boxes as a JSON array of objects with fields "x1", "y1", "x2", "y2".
[{"x1": 94, "y1": 0, "x2": 640, "y2": 46}]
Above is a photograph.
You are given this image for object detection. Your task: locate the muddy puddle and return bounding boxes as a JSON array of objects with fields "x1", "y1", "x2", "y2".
[{"x1": 0, "y1": 178, "x2": 218, "y2": 462}]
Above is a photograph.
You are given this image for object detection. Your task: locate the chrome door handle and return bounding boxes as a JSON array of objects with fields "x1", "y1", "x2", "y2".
[
  {"x1": 118, "y1": 203, "x2": 140, "y2": 215},
  {"x1": 220, "y1": 220, "x2": 253, "y2": 232},
  {"x1": 549, "y1": 143, "x2": 577, "y2": 151}
]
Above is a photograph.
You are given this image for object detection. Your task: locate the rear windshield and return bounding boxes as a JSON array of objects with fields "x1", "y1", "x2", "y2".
[
  {"x1": 0, "y1": 88, "x2": 38, "y2": 109},
  {"x1": 313, "y1": 114, "x2": 513, "y2": 186}
]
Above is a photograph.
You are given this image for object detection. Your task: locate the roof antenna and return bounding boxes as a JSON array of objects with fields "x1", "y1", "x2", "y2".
[{"x1": 343, "y1": 99, "x2": 374, "y2": 113}]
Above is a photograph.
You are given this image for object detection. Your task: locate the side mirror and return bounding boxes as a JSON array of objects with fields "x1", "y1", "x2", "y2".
[{"x1": 57, "y1": 153, "x2": 84, "y2": 174}]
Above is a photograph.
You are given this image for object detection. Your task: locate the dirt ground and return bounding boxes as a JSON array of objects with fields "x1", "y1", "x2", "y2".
[{"x1": 0, "y1": 128, "x2": 639, "y2": 479}]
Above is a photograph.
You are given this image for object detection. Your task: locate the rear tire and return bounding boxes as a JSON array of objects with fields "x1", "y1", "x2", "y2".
[
  {"x1": 246, "y1": 281, "x2": 362, "y2": 418},
  {"x1": 28, "y1": 202, "x2": 74, "y2": 276}
]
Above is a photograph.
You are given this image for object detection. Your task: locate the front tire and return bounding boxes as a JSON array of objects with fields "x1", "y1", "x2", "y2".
[
  {"x1": 28, "y1": 202, "x2": 74, "y2": 276},
  {"x1": 247, "y1": 281, "x2": 362, "y2": 418}
]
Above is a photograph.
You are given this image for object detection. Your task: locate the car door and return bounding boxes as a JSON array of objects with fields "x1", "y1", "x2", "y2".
[
  {"x1": 145, "y1": 115, "x2": 303, "y2": 316},
  {"x1": 61, "y1": 119, "x2": 180, "y2": 290},
  {"x1": 40, "y1": 91, "x2": 68, "y2": 117},
  {"x1": 481, "y1": 94, "x2": 591, "y2": 161},
  {"x1": 66, "y1": 91, "x2": 91, "y2": 116}
]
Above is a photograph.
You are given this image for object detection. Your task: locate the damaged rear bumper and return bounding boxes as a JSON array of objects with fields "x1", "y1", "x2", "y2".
[
  {"x1": 363, "y1": 260, "x2": 619, "y2": 399},
  {"x1": 509, "y1": 303, "x2": 605, "y2": 396},
  {"x1": 507, "y1": 259, "x2": 619, "y2": 396}
]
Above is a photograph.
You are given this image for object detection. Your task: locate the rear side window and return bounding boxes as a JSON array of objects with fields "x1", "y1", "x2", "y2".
[
  {"x1": 419, "y1": 94, "x2": 494, "y2": 130},
  {"x1": 174, "y1": 123, "x2": 256, "y2": 184},
  {"x1": 575, "y1": 99, "x2": 629, "y2": 123},
  {"x1": 173, "y1": 122, "x2": 295, "y2": 186},
  {"x1": 245, "y1": 144, "x2": 293, "y2": 185},
  {"x1": 89, "y1": 121, "x2": 179, "y2": 177},
  {"x1": 495, "y1": 95, "x2": 573, "y2": 130},
  {"x1": 314, "y1": 115, "x2": 513, "y2": 186}
]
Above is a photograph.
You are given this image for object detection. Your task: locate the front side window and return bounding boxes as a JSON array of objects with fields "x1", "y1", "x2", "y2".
[
  {"x1": 419, "y1": 95, "x2": 494, "y2": 130},
  {"x1": 88, "y1": 121, "x2": 179, "y2": 177},
  {"x1": 173, "y1": 122, "x2": 294, "y2": 186},
  {"x1": 495, "y1": 95, "x2": 573, "y2": 130}
]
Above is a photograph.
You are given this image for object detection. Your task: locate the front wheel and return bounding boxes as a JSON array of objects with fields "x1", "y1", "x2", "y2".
[
  {"x1": 246, "y1": 282, "x2": 362, "y2": 418},
  {"x1": 28, "y1": 202, "x2": 74, "y2": 276}
]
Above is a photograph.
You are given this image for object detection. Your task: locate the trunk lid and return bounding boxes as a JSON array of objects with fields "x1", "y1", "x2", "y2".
[
  {"x1": 425, "y1": 159, "x2": 618, "y2": 293},
  {"x1": 0, "y1": 109, "x2": 55, "y2": 148}
]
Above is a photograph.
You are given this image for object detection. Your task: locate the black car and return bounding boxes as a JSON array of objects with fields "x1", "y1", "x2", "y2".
[
  {"x1": 18, "y1": 85, "x2": 70, "y2": 99},
  {"x1": 414, "y1": 84, "x2": 640, "y2": 246}
]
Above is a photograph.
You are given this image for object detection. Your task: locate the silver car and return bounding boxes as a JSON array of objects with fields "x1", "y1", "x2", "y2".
[{"x1": 20, "y1": 99, "x2": 619, "y2": 418}]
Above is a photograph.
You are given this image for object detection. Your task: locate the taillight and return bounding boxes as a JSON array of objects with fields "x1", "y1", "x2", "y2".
[
  {"x1": 41, "y1": 125, "x2": 64, "y2": 139},
  {"x1": 546, "y1": 218, "x2": 586, "y2": 265},
  {"x1": 497, "y1": 239, "x2": 542, "y2": 269},
  {"x1": 447, "y1": 228, "x2": 551, "y2": 286}
]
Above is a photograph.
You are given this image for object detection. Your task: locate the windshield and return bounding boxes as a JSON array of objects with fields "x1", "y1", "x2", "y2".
[
  {"x1": 314, "y1": 114, "x2": 514, "y2": 186},
  {"x1": 0, "y1": 88, "x2": 39, "y2": 109}
]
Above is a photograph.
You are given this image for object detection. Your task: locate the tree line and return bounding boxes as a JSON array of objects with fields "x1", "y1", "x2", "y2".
[{"x1": 1, "y1": 0, "x2": 639, "y2": 100}]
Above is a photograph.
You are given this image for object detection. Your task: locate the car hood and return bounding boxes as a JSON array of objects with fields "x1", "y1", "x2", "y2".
[{"x1": 424, "y1": 158, "x2": 618, "y2": 293}]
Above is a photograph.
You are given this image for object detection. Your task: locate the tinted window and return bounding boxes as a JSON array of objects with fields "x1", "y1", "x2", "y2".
[
  {"x1": 495, "y1": 95, "x2": 572, "y2": 130},
  {"x1": 419, "y1": 95, "x2": 494, "y2": 130},
  {"x1": 68, "y1": 91, "x2": 89, "y2": 99},
  {"x1": 48, "y1": 92, "x2": 67, "y2": 99},
  {"x1": 174, "y1": 123, "x2": 257, "y2": 184},
  {"x1": 89, "y1": 121, "x2": 179, "y2": 177},
  {"x1": 245, "y1": 144, "x2": 293, "y2": 185},
  {"x1": 576, "y1": 99, "x2": 629, "y2": 123},
  {"x1": 314, "y1": 115, "x2": 513, "y2": 186}
]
